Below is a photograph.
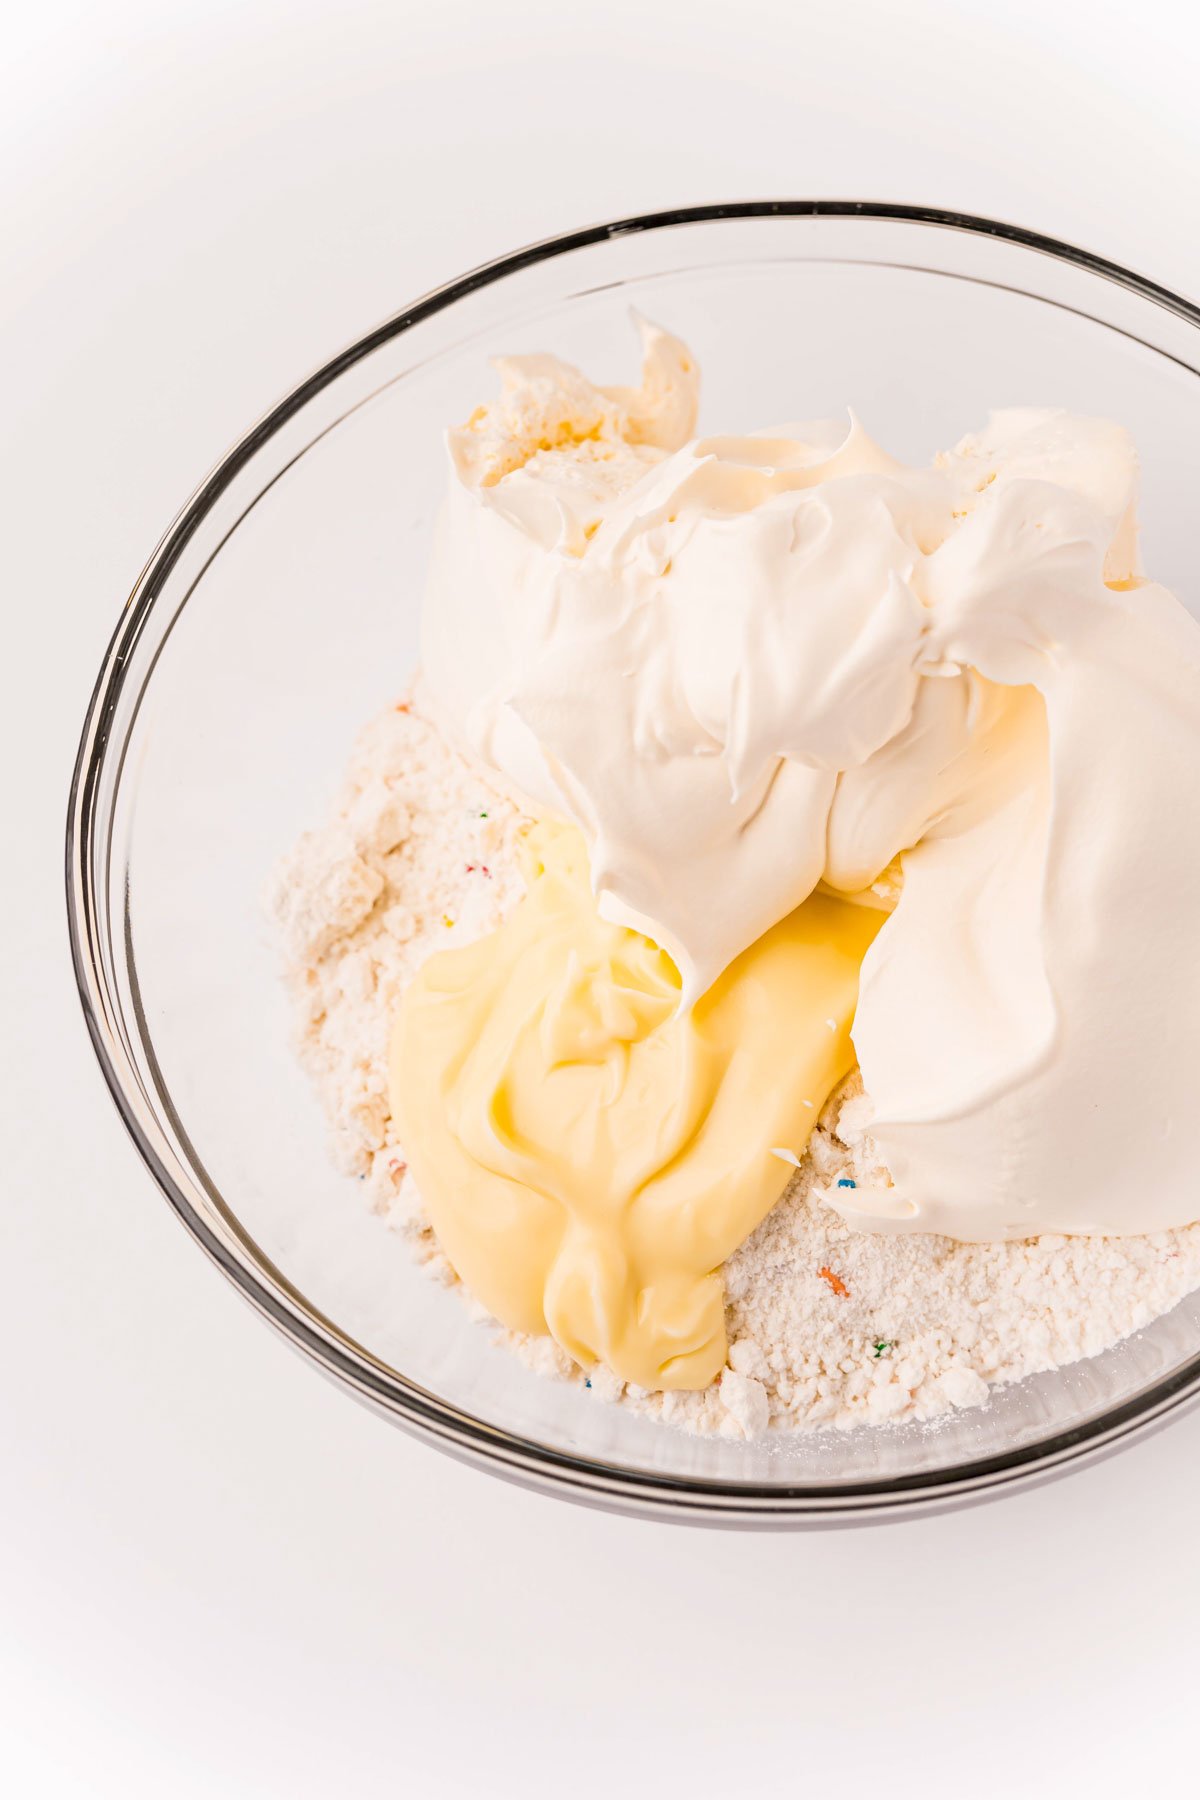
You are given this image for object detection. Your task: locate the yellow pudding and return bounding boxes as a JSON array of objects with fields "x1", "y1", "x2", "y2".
[{"x1": 390, "y1": 822, "x2": 882, "y2": 1389}]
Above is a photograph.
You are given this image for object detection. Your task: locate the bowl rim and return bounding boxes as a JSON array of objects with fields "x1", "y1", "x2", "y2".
[{"x1": 67, "y1": 200, "x2": 1200, "y2": 1524}]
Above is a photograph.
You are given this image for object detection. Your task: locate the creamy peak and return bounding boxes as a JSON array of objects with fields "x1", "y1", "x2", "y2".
[
  {"x1": 420, "y1": 319, "x2": 1200, "y2": 1240},
  {"x1": 423, "y1": 331, "x2": 1137, "y2": 1000}
]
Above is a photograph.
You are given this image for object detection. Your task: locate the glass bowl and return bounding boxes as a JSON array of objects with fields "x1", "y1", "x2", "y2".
[{"x1": 68, "y1": 203, "x2": 1200, "y2": 1526}]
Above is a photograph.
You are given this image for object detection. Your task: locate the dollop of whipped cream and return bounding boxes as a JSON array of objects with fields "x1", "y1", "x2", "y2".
[{"x1": 421, "y1": 317, "x2": 1200, "y2": 1240}]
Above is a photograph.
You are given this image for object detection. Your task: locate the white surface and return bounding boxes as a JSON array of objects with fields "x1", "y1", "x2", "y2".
[{"x1": 4, "y1": 2, "x2": 1200, "y2": 1794}]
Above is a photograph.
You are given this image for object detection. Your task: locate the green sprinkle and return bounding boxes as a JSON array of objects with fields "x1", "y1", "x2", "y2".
[
  {"x1": 479, "y1": 810, "x2": 489, "y2": 819},
  {"x1": 873, "y1": 1339, "x2": 893, "y2": 1359}
]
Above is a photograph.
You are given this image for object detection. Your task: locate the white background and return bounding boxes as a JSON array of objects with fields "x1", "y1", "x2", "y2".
[{"x1": 4, "y1": 2, "x2": 1199, "y2": 1794}]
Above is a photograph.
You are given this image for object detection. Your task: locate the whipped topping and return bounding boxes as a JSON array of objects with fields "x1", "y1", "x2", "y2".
[{"x1": 421, "y1": 319, "x2": 1200, "y2": 1241}]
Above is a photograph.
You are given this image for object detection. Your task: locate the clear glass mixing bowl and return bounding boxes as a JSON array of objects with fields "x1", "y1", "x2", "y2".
[{"x1": 68, "y1": 204, "x2": 1200, "y2": 1525}]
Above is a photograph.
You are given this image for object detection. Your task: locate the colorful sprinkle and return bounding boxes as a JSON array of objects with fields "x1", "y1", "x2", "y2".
[
  {"x1": 442, "y1": 914, "x2": 455, "y2": 928},
  {"x1": 873, "y1": 1340, "x2": 894, "y2": 1358},
  {"x1": 817, "y1": 1265, "x2": 849, "y2": 1298},
  {"x1": 479, "y1": 810, "x2": 489, "y2": 819},
  {"x1": 584, "y1": 1377, "x2": 592, "y2": 1389},
  {"x1": 837, "y1": 1178, "x2": 857, "y2": 1189}
]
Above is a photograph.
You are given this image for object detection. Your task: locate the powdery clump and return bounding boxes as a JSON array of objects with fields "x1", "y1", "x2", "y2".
[
  {"x1": 269, "y1": 692, "x2": 1200, "y2": 1440},
  {"x1": 264, "y1": 691, "x2": 525, "y2": 1210}
]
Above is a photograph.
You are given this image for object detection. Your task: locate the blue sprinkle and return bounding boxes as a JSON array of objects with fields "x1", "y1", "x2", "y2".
[
  {"x1": 584, "y1": 1378, "x2": 592, "y2": 1389},
  {"x1": 837, "y1": 1178, "x2": 857, "y2": 1189}
]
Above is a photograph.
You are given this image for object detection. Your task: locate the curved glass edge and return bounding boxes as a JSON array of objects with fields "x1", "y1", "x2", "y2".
[{"x1": 65, "y1": 202, "x2": 1200, "y2": 1523}]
